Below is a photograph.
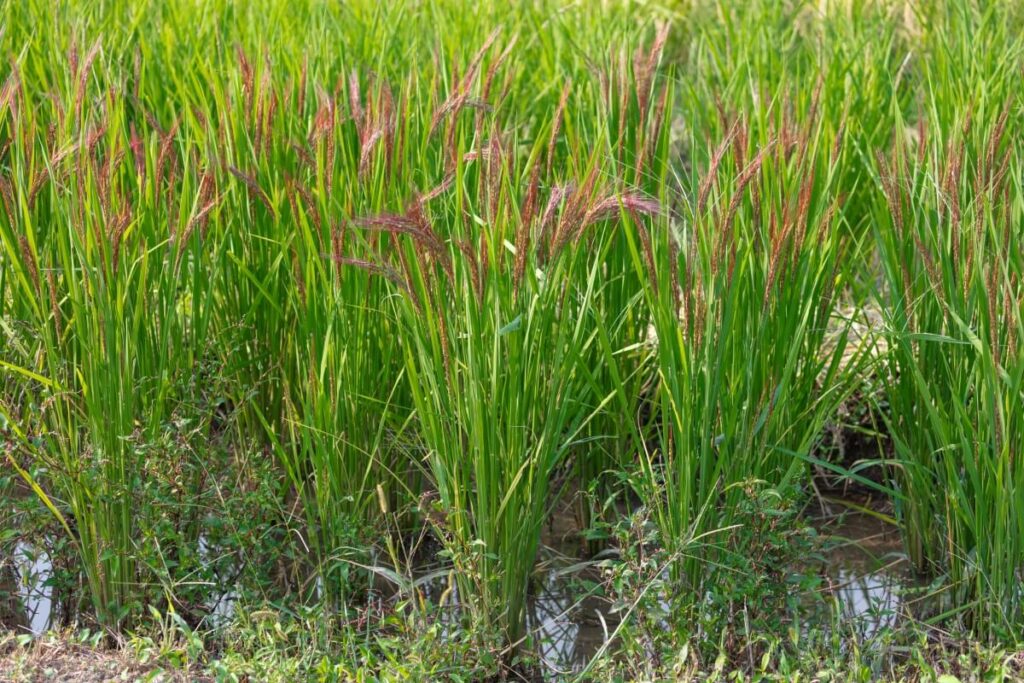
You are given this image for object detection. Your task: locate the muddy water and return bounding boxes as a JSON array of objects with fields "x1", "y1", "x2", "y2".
[
  {"x1": 529, "y1": 551, "x2": 610, "y2": 674},
  {"x1": 809, "y1": 502, "x2": 921, "y2": 639}
]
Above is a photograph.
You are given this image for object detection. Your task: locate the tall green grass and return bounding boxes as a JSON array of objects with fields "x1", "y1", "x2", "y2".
[
  {"x1": 614, "y1": 110, "x2": 857, "y2": 587},
  {"x1": 873, "y1": 106, "x2": 1024, "y2": 639},
  {"x1": 0, "y1": 0, "x2": 662, "y2": 638},
  {"x1": 2, "y1": 0, "x2": 1024, "y2": 658},
  {"x1": 0, "y1": 66, "x2": 213, "y2": 628}
]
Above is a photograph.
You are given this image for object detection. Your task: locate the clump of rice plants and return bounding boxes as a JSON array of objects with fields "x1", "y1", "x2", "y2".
[
  {"x1": 332, "y1": 28, "x2": 669, "y2": 646},
  {"x1": 270, "y1": 197, "x2": 409, "y2": 606},
  {"x1": 0, "y1": 57, "x2": 214, "y2": 629},
  {"x1": 212, "y1": 57, "x2": 417, "y2": 606},
  {"x1": 352, "y1": 144, "x2": 659, "y2": 655},
  {"x1": 615, "y1": 110, "x2": 856, "y2": 590},
  {"x1": 873, "y1": 103, "x2": 1024, "y2": 639},
  {"x1": 570, "y1": 25, "x2": 674, "y2": 546},
  {"x1": 4, "y1": 0, "x2": 1024, "y2": 673}
]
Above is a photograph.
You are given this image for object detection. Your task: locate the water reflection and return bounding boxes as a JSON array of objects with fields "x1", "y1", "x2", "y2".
[
  {"x1": 528, "y1": 566, "x2": 607, "y2": 674},
  {"x1": 406, "y1": 509, "x2": 918, "y2": 677},
  {"x1": 829, "y1": 566, "x2": 902, "y2": 637},
  {"x1": 407, "y1": 552, "x2": 610, "y2": 677},
  {"x1": 198, "y1": 534, "x2": 238, "y2": 628},
  {"x1": 813, "y1": 507, "x2": 914, "y2": 638},
  {"x1": 13, "y1": 541, "x2": 53, "y2": 636}
]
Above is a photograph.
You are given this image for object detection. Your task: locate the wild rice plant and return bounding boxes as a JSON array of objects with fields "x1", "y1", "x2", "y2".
[
  {"x1": 615, "y1": 112, "x2": 855, "y2": 589},
  {"x1": 873, "y1": 104, "x2": 1024, "y2": 639},
  {"x1": 0, "y1": 61, "x2": 213, "y2": 629},
  {"x1": 350, "y1": 138, "x2": 658, "y2": 654},
  {"x1": 270, "y1": 181, "x2": 410, "y2": 605},
  {"x1": 568, "y1": 26, "x2": 675, "y2": 545}
]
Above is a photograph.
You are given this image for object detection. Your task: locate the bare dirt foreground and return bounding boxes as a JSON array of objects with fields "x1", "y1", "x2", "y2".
[{"x1": 0, "y1": 633, "x2": 203, "y2": 683}]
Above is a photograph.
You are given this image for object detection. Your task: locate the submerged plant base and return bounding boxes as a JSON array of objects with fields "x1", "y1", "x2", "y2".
[
  {"x1": 4, "y1": 497, "x2": 1002, "y2": 681},
  {"x1": 3, "y1": 520, "x2": 1020, "y2": 683}
]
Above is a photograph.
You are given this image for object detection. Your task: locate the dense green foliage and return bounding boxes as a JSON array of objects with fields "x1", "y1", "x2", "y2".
[{"x1": 2, "y1": 0, "x2": 1023, "y2": 678}]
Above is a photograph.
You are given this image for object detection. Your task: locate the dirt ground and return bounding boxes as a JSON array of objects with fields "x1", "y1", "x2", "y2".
[{"x1": 0, "y1": 632, "x2": 201, "y2": 683}]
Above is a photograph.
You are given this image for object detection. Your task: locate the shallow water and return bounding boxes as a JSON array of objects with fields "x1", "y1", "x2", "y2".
[
  {"x1": 809, "y1": 502, "x2": 921, "y2": 639},
  {"x1": 5, "y1": 534, "x2": 240, "y2": 635},
  {"x1": 198, "y1": 534, "x2": 239, "y2": 628},
  {"x1": 527, "y1": 503, "x2": 918, "y2": 674},
  {"x1": 529, "y1": 554, "x2": 610, "y2": 674},
  {"x1": 10, "y1": 541, "x2": 54, "y2": 636}
]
